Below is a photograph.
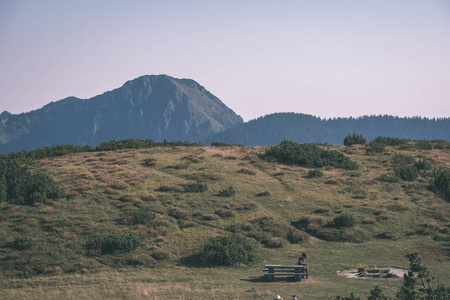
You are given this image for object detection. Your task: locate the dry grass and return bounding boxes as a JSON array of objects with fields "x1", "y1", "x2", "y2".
[{"x1": 2, "y1": 144, "x2": 450, "y2": 299}]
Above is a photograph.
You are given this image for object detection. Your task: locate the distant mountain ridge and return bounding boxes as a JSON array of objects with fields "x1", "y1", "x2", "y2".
[
  {"x1": 1, "y1": 75, "x2": 449, "y2": 154},
  {"x1": 0, "y1": 75, "x2": 243, "y2": 153},
  {"x1": 207, "y1": 113, "x2": 450, "y2": 146}
]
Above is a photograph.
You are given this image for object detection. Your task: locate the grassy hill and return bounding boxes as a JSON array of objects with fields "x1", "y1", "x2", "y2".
[{"x1": 1, "y1": 141, "x2": 450, "y2": 299}]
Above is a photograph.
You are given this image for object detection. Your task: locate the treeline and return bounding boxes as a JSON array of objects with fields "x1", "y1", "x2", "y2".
[
  {"x1": 207, "y1": 113, "x2": 450, "y2": 146},
  {"x1": 3, "y1": 139, "x2": 203, "y2": 163}
]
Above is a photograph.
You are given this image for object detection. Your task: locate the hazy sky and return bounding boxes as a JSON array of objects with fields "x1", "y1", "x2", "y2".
[{"x1": 1, "y1": 0, "x2": 450, "y2": 121}]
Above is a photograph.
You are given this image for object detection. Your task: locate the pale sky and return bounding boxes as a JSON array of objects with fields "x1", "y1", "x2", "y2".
[{"x1": 1, "y1": 0, "x2": 450, "y2": 121}]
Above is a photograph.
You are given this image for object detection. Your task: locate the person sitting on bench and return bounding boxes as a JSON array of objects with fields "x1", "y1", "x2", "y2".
[{"x1": 297, "y1": 252, "x2": 309, "y2": 278}]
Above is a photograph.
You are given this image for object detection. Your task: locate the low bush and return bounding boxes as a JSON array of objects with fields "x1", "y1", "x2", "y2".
[
  {"x1": 156, "y1": 185, "x2": 180, "y2": 192},
  {"x1": 332, "y1": 213, "x2": 356, "y2": 228},
  {"x1": 182, "y1": 183, "x2": 208, "y2": 193},
  {"x1": 12, "y1": 236, "x2": 34, "y2": 250},
  {"x1": 128, "y1": 208, "x2": 156, "y2": 226},
  {"x1": 90, "y1": 234, "x2": 143, "y2": 254},
  {"x1": 306, "y1": 169, "x2": 323, "y2": 178},
  {"x1": 217, "y1": 186, "x2": 235, "y2": 197},
  {"x1": 344, "y1": 134, "x2": 367, "y2": 146},
  {"x1": 414, "y1": 159, "x2": 432, "y2": 171},
  {"x1": 394, "y1": 165, "x2": 419, "y2": 181},
  {"x1": 199, "y1": 234, "x2": 255, "y2": 266},
  {"x1": 430, "y1": 169, "x2": 450, "y2": 201}
]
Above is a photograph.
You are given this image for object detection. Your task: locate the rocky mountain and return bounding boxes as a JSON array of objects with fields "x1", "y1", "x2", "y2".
[
  {"x1": 0, "y1": 75, "x2": 243, "y2": 153},
  {"x1": 207, "y1": 113, "x2": 450, "y2": 146}
]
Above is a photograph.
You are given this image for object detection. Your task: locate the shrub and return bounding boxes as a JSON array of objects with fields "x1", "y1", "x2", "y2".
[
  {"x1": 156, "y1": 185, "x2": 180, "y2": 192},
  {"x1": 379, "y1": 173, "x2": 399, "y2": 183},
  {"x1": 91, "y1": 234, "x2": 143, "y2": 254},
  {"x1": 12, "y1": 236, "x2": 34, "y2": 250},
  {"x1": 394, "y1": 165, "x2": 419, "y2": 181},
  {"x1": 332, "y1": 213, "x2": 356, "y2": 228},
  {"x1": 182, "y1": 183, "x2": 208, "y2": 193},
  {"x1": 264, "y1": 140, "x2": 358, "y2": 170},
  {"x1": 430, "y1": 169, "x2": 450, "y2": 201},
  {"x1": 344, "y1": 134, "x2": 367, "y2": 146},
  {"x1": 200, "y1": 234, "x2": 255, "y2": 266},
  {"x1": 128, "y1": 208, "x2": 156, "y2": 226},
  {"x1": 414, "y1": 159, "x2": 432, "y2": 171},
  {"x1": 307, "y1": 169, "x2": 323, "y2": 178},
  {"x1": 365, "y1": 141, "x2": 385, "y2": 153},
  {"x1": 217, "y1": 186, "x2": 235, "y2": 197},
  {"x1": 392, "y1": 153, "x2": 415, "y2": 166}
]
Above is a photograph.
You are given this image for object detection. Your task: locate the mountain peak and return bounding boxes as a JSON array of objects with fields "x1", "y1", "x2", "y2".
[{"x1": 0, "y1": 75, "x2": 243, "y2": 153}]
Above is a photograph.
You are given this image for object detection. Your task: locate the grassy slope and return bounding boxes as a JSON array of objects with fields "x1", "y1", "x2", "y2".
[{"x1": 1, "y1": 144, "x2": 449, "y2": 299}]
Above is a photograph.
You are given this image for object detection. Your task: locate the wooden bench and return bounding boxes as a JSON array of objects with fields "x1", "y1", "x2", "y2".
[{"x1": 263, "y1": 264, "x2": 308, "y2": 281}]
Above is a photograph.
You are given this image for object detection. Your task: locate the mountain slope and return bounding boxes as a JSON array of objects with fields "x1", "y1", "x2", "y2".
[
  {"x1": 0, "y1": 75, "x2": 243, "y2": 153},
  {"x1": 207, "y1": 113, "x2": 450, "y2": 146},
  {"x1": 1, "y1": 143, "x2": 449, "y2": 298}
]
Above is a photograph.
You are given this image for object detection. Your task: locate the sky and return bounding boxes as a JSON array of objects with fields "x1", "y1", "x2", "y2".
[{"x1": 1, "y1": 0, "x2": 450, "y2": 121}]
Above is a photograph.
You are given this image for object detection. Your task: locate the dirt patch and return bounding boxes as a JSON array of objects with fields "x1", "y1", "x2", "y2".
[{"x1": 337, "y1": 267, "x2": 407, "y2": 279}]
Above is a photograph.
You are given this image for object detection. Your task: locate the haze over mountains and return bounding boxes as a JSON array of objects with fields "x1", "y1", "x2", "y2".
[{"x1": 1, "y1": 74, "x2": 449, "y2": 154}]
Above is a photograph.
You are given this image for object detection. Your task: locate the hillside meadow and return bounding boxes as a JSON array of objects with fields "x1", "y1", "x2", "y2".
[{"x1": 1, "y1": 141, "x2": 450, "y2": 299}]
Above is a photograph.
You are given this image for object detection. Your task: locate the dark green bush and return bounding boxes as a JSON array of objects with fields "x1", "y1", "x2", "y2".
[
  {"x1": 414, "y1": 159, "x2": 432, "y2": 171},
  {"x1": 332, "y1": 213, "x2": 356, "y2": 228},
  {"x1": 394, "y1": 165, "x2": 419, "y2": 181},
  {"x1": 365, "y1": 141, "x2": 385, "y2": 154},
  {"x1": 182, "y1": 183, "x2": 208, "y2": 193},
  {"x1": 344, "y1": 134, "x2": 367, "y2": 146},
  {"x1": 217, "y1": 186, "x2": 235, "y2": 197},
  {"x1": 379, "y1": 173, "x2": 399, "y2": 183},
  {"x1": 128, "y1": 208, "x2": 156, "y2": 226},
  {"x1": 0, "y1": 158, "x2": 65, "y2": 205},
  {"x1": 430, "y1": 169, "x2": 450, "y2": 201},
  {"x1": 12, "y1": 236, "x2": 34, "y2": 250},
  {"x1": 199, "y1": 234, "x2": 255, "y2": 266},
  {"x1": 415, "y1": 140, "x2": 433, "y2": 150},
  {"x1": 91, "y1": 234, "x2": 143, "y2": 254},
  {"x1": 392, "y1": 154, "x2": 415, "y2": 166},
  {"x1": 306, "y1": 169, "x2": 323, "y2": 178},
  {"x1": 264, "y1": 140, "x2": 358, "y2": 170}
]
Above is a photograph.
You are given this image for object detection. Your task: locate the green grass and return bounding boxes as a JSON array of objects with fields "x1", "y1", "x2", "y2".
[{"x1": 1, "y1": 143, "x2": 450, "y2": 299}]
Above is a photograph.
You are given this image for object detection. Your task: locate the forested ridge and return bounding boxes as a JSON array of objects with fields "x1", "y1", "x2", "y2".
[{"x1": 208, "y1": 113, "x2": 450, "y2": 146}]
